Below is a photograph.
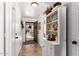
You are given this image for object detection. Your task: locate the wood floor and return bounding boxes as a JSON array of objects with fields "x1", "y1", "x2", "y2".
[{"x1": 19, "y1": 42, "x2": 42, "y2": 56}]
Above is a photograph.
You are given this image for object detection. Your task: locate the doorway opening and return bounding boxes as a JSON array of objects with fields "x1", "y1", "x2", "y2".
[
  {"x1": 24, "y1": 21, "x2": 38, "y2": 44},
  {"x1": 19, "y1": 21, "x2": 42, "y2": 56}
]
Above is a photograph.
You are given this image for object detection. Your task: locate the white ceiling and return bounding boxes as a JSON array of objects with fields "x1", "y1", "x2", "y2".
[{"x1": 19, "y1": 2, "x2": 54, "y2": 18}]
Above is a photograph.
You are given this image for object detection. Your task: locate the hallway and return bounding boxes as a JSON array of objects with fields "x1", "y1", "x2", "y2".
[
  {"x1": 0, "y1": 2, "x2": 66, "y2": 56},
  {"x1": 1, "y1": 2, "x2": 79, "y2": 56},
  {"x1": 19, "y1": 42, "x2": 42, "y2": 56}
]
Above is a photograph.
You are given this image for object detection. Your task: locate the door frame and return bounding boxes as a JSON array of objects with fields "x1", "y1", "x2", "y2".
[
  {"x1": 4, "y1": 2, "x2": 6, "y2": 56},
  {"x1": 25, "y1": 21, "x2": 38, "y2": 42},
  {"x1": 66, "y1": 9, "x2": 68, "y2": 56}
]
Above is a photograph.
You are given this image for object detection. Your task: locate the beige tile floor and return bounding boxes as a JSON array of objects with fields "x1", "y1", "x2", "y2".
[{"x1": 19, "y1": 43, "x2": 42, "y2": 56}]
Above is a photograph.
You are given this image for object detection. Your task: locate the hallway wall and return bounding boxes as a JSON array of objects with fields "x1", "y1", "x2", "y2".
[
  {"x1": 5, "y1": 2, "x2": 14, "y2": 56},
  {"x1": 38, "y1": 14, "x2": 55, "y2": 56},
  {"x1": 38, "y1": 6, "x2": 66, "y2": 56},
  {"x1": 0, "y1": 2, "x2": 4, "y2": 56}
]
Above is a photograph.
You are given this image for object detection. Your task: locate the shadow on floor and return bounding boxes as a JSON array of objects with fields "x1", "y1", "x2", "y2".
[{"x1": 23, "y1": 40, "x2": 37, "y2": 45}]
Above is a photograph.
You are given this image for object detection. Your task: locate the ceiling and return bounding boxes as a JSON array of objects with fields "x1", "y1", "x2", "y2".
[{"x1": 19, "y1": 2, "x2": 54, "y2": 18}]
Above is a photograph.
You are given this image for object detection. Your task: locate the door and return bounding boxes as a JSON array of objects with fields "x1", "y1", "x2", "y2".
[
  {"x1": 25, "y1": 22, "x2": 35, "y2": 41},
  {"x1": 13, "y1": 3, "x2": 22, "y2": 56},
  {"x1": 68, "y1": 3, "x2": 79, "y2": 56},
  {"x1": 25, "y1": 22, "x2": 38, "y2": 42},
  {"x1": 0, "y1": 3, "x2": 4, "y2": 56}
]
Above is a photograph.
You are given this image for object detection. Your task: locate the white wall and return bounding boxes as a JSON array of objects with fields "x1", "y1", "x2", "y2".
[
  {"x1": 5, "y1": 2, "x2": 13, "y2": 56},
  {"x1": 38, "y1": 14, "x2": 55, "y2": 56},
  {"x1": 38, "y1": 14, "x2": 46, "y2": 46},
  {"x1": 55, "y1": 6, "x2": 66, "y2": 56},
  {"x1": 0, "y1": 2, "x2": 4, "y2": 56}
]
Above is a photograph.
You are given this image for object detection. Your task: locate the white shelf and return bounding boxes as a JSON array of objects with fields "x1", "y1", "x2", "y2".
[
  {"x1": 47, "y1": 19, "x2": 58, "y2": 24},
  {"x1": 46, "y1": 6, "x2": 60, "y2": 17},
  {"x1": 46, "y1": 6, "x2": 61, "y2": 45},
  {"x1": 47, "y1": 30, "x2": 57, "y2": 32},
  {"x1": 43, "y1": 38, "x2": 59, "y2": 45}
]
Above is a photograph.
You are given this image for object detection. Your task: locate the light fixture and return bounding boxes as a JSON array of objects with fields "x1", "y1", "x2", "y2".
[{"x1": 31, "y1": 2, "x2": 39, "y2": 7}]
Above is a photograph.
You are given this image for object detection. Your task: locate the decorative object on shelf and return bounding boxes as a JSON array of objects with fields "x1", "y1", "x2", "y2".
[
  {"x1": 47, "y1": 32, "x2": 57, "y2": 41},
  {"x1": 51, "y1": 34, "x2": 56, "y2": 41},
  {"x1": 47, "y1": 34, "x2": 51, "y2": 41},
  {"x1": 52, "y1": 21, "x2": 58, "y2": 31},
  {"x1": 44, "y1": 2, "x2": 61, "y2": 16},
  {"x1": 53, "y1": 2, "x2": 61, "y2": 7},
  {"x1": 44, "y1": 6, "x2": 53, "y2": 15}
]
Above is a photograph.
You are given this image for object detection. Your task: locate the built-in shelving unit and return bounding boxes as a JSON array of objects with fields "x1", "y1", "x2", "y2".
[{"x1": 45, "y1": 6, "x2": 60, "y2": 45}]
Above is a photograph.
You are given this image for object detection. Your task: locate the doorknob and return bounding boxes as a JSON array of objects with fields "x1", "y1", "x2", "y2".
[
  {"x1": 15, "y1": 37, "x2": 18, "y2": 39},
  {"x1": 72, "y1": 41, "x2": 77, "y2": 44}
]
